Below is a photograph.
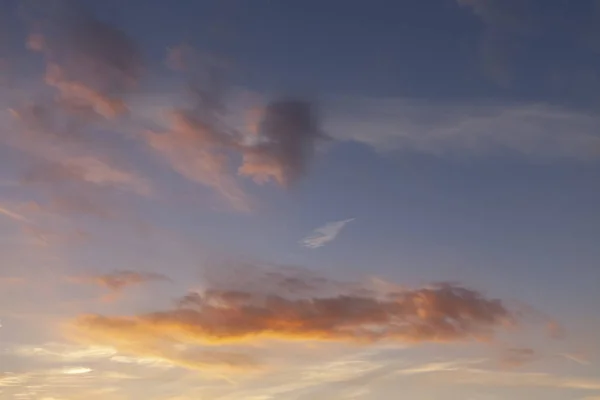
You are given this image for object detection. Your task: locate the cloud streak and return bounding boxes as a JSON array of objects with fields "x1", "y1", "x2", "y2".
[
  {"x1": 327, "y1": 97, "x2": 600, "y2": 159},
  {"x1": 301, "y1": 218, "x2": 355, "y2": 249}
]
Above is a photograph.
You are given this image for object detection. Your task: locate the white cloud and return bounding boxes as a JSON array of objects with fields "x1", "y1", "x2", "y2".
[
  {"x1": 301, "y1": 218, "x2": 355, "y2": 249},
  {"x1": 325, "y1": 97, "x2": 600, "y2": 160}
]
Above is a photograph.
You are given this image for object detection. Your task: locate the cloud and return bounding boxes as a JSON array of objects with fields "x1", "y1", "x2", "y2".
[
  {"x1": 457, "y1": 0, "x2": 600, "y2": 89},
  {"x1": 301, "y1": 218, "x2": 355, "y2": 249},
  {"x1": 141, "y1": 48, "x2": 323, "y2": 210},
  {"x1": 144, "y1": 96, "x2": 323, "y2": 210},
  {"x1": 238, "y1": 99, "x2": 323, "y2": 186},
  {"x1": 457, "y1": 0, "x2": 538, "y2": 85},
  {"x1": 0, "y1": 3, "x2": 153, "y2": 229},
  {"x1": 559, "y1": 352, "x2": 590, "y2": 366},
  {"x1": 0, "y1": 205, "x2": 31, "y2": 224},
  {"x1": 68, "y1": 270, "x2": 170, "y2": 301},
  {"x1": 22, "y1": 156, "x2": 152, "y2": 196},
  {"x1": 25, "y1": 0, "x2": 141, "y2": 119},
  {"x1": 326, "y1": 96, "x2": 600, "y2": 160},
  {"x1": 69, "y1": 267, "x2": 516, "y2": 351},
  {"x1": 11, "y1": 342, "x2": 117, "y2": 361},
  {"x1": 144, "y1": 110, "x2": 252, "y2": 212},
  {"x1": 498, "y1": 347, "x2": 537, "y2": 368},
  {"x1": 428, "y1": 366, "x2": 600, "y2": 391}
]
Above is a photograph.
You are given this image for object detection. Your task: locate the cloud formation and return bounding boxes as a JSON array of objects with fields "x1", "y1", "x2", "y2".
[
  {"x1": 327, "y1": 97, "x2": 600, "y2": 159},
  {"x1": 141, "y1": 47, "x2": 324, "y2": 209},
  {"x1": 457, "y1": 0, "x2": 538, "y2": 85},
  {"x1": 301, "y1": 218, "x2": 355, "y2": 249},
  {"x1": 145, "y1": 95, "x2": 323, "y2": 210},
  {"x1": 68, "y1": 270, "x2": 169, "y2": 298},
  {"x1": 66, "y1": 270, "x2": 170, "y2": 303},
  {"x1": 457, "y1": 0, "x2": 600, "y2": 90},
  {"x1": 0, "y1": 204, "x2": 31, "y2": 223},
  {"x1": 144, "y1": 109, "x2": 252, "y2": 211},
  {"x1": 239, "y1": 99, "x2": 323, "y2": 186},
  {"x1": 0, "y1": 3, "x2": 152, "y2": 227},
  {"x1": 26, "y1": 1, "x2": 141, "y2": 119},
  {"x1": 70, "y1": 267, "x2": 515, "y2": 349}
]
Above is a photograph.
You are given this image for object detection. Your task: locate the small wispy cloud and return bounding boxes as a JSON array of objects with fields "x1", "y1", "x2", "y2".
[
  {"x1": 301, "y1": 218, "x2": 355, "y2": 249},
  {"x1": 67, "y1": 270, "x2": 170, "y2": 302},
  {"x1": 0, "y1": 205, "x2": 31, "y2": 224}
]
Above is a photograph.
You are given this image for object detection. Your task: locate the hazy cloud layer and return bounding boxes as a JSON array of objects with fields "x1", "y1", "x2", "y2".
[{"x1": 301, "y1": 218, "x2": 355, "y2": 249}]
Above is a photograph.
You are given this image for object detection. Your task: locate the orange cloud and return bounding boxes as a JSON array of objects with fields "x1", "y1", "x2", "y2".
[
  {"x1": 145, "y1": 111, "x2": 251, "y2": 211},
  {"x1": 71, "y1": 271, "x2": 515, "y2": 346}
]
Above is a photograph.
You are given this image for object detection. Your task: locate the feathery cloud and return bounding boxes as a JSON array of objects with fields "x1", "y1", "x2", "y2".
[
  {"x1": 327, "y1": 97, "x2": 600, "y2": 159},
  {"x1": 301, "y1": 218, "x2": 355, "y2": 249}
]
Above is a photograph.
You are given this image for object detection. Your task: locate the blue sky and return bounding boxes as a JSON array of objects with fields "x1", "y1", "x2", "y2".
[{"x1": 1, "y1": 1, "x2": 600, "y2": 399}]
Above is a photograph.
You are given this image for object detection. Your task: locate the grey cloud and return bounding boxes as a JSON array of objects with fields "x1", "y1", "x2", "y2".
[{"x1": 239, "y1": 99, "x2": 324, "y2": 186}]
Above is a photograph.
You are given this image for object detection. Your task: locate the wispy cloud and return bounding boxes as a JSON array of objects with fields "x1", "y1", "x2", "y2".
[
  {"x1": 68, "y1": 270, "x2": 170, "y2": 302},
  {"x1": 327, "y1": 97, "x2": 600, "y2": 160},
  {"x1": 498, "y1": 347, "x2": 537, "y2": 368},
  {"x1": 0, "y1": 205, "x2": 31, "y2": 224},
  {"x1": 25, "y1": 1, "x2": 141, "y2": 120},
  {"x1": 301, "y1": 218, "x2": 355, "y2": 249}
]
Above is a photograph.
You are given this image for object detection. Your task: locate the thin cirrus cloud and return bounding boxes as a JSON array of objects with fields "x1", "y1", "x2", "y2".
[
  {"x1": 326, "y1": 97, "x2": 600, "y2": 160},
  {"x1": 301, "y1": 218, "x2": 355, "y2": 249}
]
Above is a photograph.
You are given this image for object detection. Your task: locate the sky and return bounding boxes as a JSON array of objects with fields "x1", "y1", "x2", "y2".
[{"x1": 1, "y1": 0, "x2": 600, "y2": 399}]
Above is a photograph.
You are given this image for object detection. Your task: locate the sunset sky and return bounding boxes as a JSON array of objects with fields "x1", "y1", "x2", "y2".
[{"x1": 1, "y1": 0, "x2": 600, "y2": 399}]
